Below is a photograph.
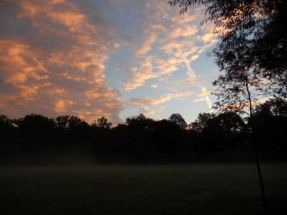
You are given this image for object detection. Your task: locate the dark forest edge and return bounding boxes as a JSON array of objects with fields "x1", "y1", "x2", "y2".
[{"x1": 1, "y1": 98, "x2": 287, "y2": 166}]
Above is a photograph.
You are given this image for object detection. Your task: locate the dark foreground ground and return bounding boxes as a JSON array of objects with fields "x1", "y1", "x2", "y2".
[{"x1": 0, "y1": 163, "x2": 286, "y2": 215}]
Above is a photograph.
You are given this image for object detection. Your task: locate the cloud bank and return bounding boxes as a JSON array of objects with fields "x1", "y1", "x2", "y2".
[
  {"x1": 0, "y1": 0, "x2": 122, "y2": 123},
  {"x1": 0, "y1": 0, "x2": 218, "y2": 123}
]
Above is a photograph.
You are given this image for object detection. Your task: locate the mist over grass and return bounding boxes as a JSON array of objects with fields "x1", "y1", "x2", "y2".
[
  {"x1": 2, "y1": 146, "x2": 271, "y2": 166},
  {"x1": 1, "y1": 164, "x2": 287, "y2": 215}
]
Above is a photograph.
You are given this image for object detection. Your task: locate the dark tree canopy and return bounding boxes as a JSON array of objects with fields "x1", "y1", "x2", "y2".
[
  {"x1": 1, "y1": 110, "x2": 287, "y2": 165},
  {"x1": 189, "y1": 112, "x2": 246, "y2": 152},
  {"x1": 0, "y1": 115, "x2": 16, "y2": 143},
  {"x1": 91, "y1": 117, "x2": 112, "y2": 129},
  {"x1": 251, "y1": 99, "x2": 287, "y2": 161},
  {"x1": 168, "y1": 113, "x2": 188, "y2": 129},
  {"x1": 189, "y1": 112, "x2": 215, "y2": 132},
  {"x1": 255, "y1": 97, "x2": 287, "y2": 117},
  {"x1": 125, "y1": 114, "x2": 154, "y2": 131},
  {"x1": 13, "y1": 114, "x2": 56, "y2": 154},
  {"x1": 211, "y1": 71, "x2": 267, "y2": 114}
]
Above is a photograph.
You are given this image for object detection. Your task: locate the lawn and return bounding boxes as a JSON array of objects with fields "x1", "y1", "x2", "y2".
[{"x1": 0, "y1": 164, "x2": 286, "y2": 215}]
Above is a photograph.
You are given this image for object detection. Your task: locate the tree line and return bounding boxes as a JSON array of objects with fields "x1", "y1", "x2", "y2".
[{"x1": 1, "y1": 98, "x2": 286, "y2": 165}]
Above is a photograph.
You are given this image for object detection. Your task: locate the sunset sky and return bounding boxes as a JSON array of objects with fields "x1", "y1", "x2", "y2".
[{"x1": 0, "y1": 0, "x2": 220, "y2": 125}]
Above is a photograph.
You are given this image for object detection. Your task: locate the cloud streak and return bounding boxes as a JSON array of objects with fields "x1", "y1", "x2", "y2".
[
  {"x1": 120, "y1": 1, "x2": 218, "y2": 103},
  {"x1": 179, "y1": 46, "x2": 214, "y2": 112}
]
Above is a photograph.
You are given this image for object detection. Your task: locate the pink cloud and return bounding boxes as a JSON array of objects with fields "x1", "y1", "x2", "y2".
[
  {"x1": 129, "y1": 90, "x2": 193, "y2": 107},
  {"x1": 122, "y1": 2, "x2": 218, "y2": 92},
  {"x1": 136, "y1": 32, "x2": 158, "y2": 56},
  {"x1": 0, "y1": 1, "x2": 123, "y2": 123},
  {"x1": 55, "y1": 100, "x2": 67, "y2": 114}
]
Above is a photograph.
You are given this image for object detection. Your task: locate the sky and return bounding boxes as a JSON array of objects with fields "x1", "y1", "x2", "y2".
[{"x1": 0, "y1": 0, "x2": 220, "y2": 125}]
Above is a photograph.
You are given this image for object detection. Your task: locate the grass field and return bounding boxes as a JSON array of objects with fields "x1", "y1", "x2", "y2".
[{"x1": 0, "y1": 163, "x2": 287, "y2": 215}]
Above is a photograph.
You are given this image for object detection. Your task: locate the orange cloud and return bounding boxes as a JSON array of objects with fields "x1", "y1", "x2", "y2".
[
  {"x1": 55, "y1": 100, "x2": 67, "y2": 114},
  {"x1": 136, "y1": 32, "x2": 158, "y2": 56},
  {"x1": 0, "y1": 1, "x2": 123, "y2": 123},
  {"x1": 170, "y1": 25, "x2": 198, "y2": 38},
  {"x1": 122, "y1": 3, "x2": 218, "y2": 92},
  {"x1": 0, "y1": 40, "x2": 49, "y2": 85},
  {"x1": 6, "y1": 73, "x2": 27, "y2": 84},
  {"x1": 129, "y1": 90, "x2": 193, "y2": 107}
]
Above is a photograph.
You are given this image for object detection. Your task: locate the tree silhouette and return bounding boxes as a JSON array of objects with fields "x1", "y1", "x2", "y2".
[
  {"x1": 55, "y1": 115, "x2": 89, "y2": 134},
  {"x1": 151, "y1": 119, "x2": 187, "y2": 155},
  {"x1": 168, "y1": 113, "x2": 187, "y2": 129},
  {"x1": 189, "y1": 113, "x2": 215, "y2": 133},
  {"x1": 55, "y1": 115, "x2": 70, "y2": 131},
  {"x1": 14, "y1": 114, "x2": 56, "y2": 156},
  {"x1": 91, "y1": 117, "x2": 112, "y2": 129},
  {"x1": 55, "y1": 115, "x2": 90, "y2": 147},
  {"x1": 67, "y1": 116, "x2": 90, "y2": 144},
  {"x1": 188, "y1": 112, "x2": 246, "y2": 152},
  {"x1": 125, "y1": 114, "x2": 154, "y2": 135},
  {"x1": 172, "y1": 0, "x2": 277, "y2": 197},
  {"x1": 252, "y1": 98, "x2": 287, "y2": 160},
  {"x1": 212, "y1": 71, "x2": 267, "y2": 206},
  {"x1": 0, "y1": 115, "x2": 18, "y2": 163},
  {"x1": 204, "y1": 112, "x2": 246, "y2": 151},
  {"x1": 124, "y1": 114, "x2": 154, "y2": 157},
  {"x1": 255, "y1": 98, "x2": 287, "y2": 117},
  {"x1": 0, "y1": 115, "x2": 15, "y2": 138}
]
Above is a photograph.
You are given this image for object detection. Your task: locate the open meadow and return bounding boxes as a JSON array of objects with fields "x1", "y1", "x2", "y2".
[{"x1": 0, "y1": 163, "x2": 287, "y2": 215}]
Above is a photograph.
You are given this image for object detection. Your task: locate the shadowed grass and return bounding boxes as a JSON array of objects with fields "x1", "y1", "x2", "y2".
[{"x1": 0, "y1": 164, "x2": 286, "y2": 215}]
